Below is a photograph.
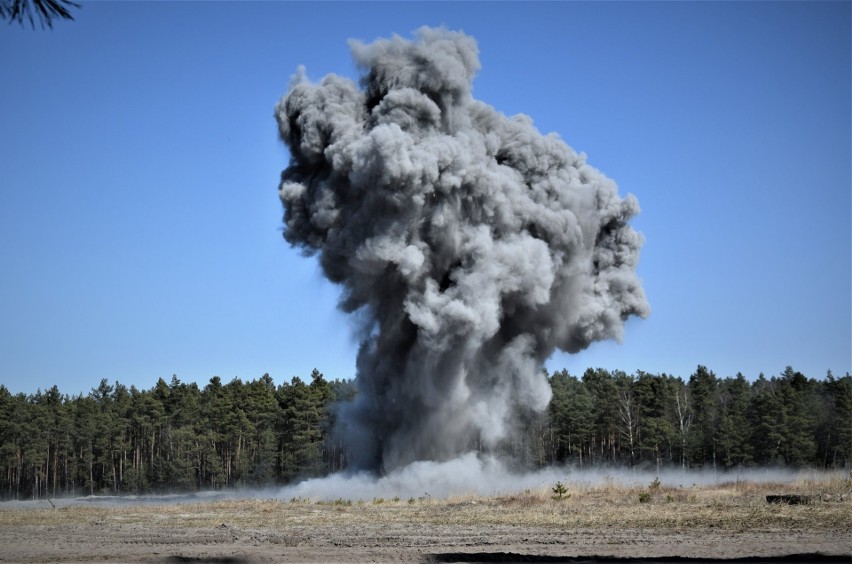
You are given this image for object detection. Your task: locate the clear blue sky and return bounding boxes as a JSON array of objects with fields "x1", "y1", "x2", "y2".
[{"x1": 1, "y1": 1, "x2": 849, "y2": 396}]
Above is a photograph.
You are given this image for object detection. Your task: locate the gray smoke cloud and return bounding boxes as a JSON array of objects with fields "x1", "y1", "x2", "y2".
[{"x1": 275, "y1": 27, "x2": 649, "y2": 473}]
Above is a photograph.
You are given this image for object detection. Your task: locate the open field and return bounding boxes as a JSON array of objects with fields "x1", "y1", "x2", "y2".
[{"x1": 1, "y1": 474, "x2": 849, "y2": 562}]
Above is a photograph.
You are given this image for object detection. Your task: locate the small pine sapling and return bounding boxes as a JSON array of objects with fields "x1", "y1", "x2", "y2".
[{"x1": 552, "y1": 481, "x2": 569, "y2": 500}]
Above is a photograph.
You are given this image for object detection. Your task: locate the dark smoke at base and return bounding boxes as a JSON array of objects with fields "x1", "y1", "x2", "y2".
[{"x1": 275, "y1": 27, "x2": 649, "y2": 473}]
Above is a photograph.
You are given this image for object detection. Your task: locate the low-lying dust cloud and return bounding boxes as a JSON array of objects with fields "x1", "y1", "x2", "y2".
[
  {"x1": 277, "y1": 454, "x2": 830, "y2": 502},
  {"x1": 0, "y1": 459, "x2": 833, "y2": 508},
  {"x1": 275, "y1": 27, "x2": 649, "y2": 474}
]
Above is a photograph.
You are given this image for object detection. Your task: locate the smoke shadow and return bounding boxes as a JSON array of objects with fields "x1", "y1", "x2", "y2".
[{"x1": 426, "y1": 554, "x2": 848, "y2": 564}]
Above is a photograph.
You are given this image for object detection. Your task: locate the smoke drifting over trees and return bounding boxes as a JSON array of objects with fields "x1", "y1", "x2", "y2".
[{"x1": 275, "y1": 27, "x2": 650, "y2": 473}]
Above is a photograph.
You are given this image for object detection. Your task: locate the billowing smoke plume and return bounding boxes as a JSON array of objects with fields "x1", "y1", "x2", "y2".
[{"x1": 275, "y1": 27, "x2": 649, "y2": 473}]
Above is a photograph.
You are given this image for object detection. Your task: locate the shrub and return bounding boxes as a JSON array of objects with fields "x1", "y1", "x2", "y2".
[{"x1": 552, "y1": 481, "x2": 569, "y2": 500}]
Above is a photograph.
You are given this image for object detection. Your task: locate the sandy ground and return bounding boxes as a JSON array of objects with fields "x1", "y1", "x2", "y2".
[{"x1": 1, "y1": 506, "x2": 849, "y2": 563}]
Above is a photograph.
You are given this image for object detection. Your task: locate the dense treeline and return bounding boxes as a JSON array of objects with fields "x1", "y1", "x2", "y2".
[
  {"x1": 0, "y1": 370, "x2": 353, "y2": 501},
  {"x1": 543, "y1": 366, "x2": 850, "y2": 471},
  {"x1": 0, "y1": 365, "x2": 849, "y2": 500}
]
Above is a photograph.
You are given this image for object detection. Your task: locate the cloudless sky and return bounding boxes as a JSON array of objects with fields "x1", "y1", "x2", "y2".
[{"x1": 1, "y1": 1, "x2": 849, "y2": 396}]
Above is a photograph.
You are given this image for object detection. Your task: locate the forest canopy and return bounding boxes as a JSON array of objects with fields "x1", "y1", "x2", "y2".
[{"x1": 0, "y1": 365, "x2": 849, "y2": 500}]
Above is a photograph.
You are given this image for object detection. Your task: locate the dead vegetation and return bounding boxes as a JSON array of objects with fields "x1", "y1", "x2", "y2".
[
  {"x1": 1, "y1": 472, "x2": 849, "y2": 533},
  {"x1": 0, "y1": 474, "x2": 849, "y2": 562}
]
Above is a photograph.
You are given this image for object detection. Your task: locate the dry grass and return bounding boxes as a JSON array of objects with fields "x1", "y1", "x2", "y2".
[{"x1": 1, "y1": 473, "x2": 849, "y2": 533}]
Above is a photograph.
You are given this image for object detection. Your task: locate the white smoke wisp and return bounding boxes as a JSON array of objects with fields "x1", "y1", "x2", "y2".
[{"x1": 275, "y1": 27, "x2": 650, "y2": 473}]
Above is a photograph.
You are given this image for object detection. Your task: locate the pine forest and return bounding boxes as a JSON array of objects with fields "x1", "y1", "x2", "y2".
[{"x1": 0, "y1": 365, "x2": 849, "y2": 500}]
